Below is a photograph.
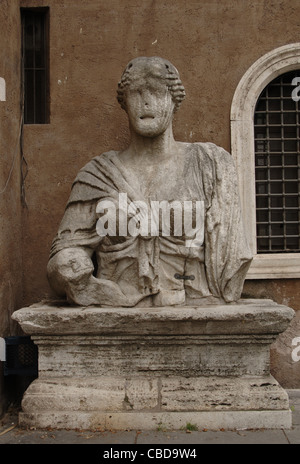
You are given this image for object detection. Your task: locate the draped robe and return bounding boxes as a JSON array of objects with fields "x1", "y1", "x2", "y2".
[{"x1": 49, "y1": 142, "x2": 252, "y2": 306}]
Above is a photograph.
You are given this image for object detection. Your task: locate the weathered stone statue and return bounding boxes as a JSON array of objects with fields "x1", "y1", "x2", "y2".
[
  {"x1": 12, "y1": 57, "x2": 294, "y2": 432},
  {"x1": 47, "y1": 56, "x2": 252, "y2": 307}
]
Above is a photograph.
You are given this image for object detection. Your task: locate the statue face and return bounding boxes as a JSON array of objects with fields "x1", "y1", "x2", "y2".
[{"x1": 125, "y1": 76, "x2": 175, "y2": 137}]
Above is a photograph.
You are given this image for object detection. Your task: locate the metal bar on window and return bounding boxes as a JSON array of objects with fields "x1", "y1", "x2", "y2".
[
  {"x1": 21, "y1": 8, "x2": 49, "y2": 124},
  {"x1": 254, "y1": 71, "x2": 300, "y2": 253}
]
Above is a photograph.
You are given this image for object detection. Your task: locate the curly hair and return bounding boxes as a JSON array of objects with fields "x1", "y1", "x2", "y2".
[{"x1": 117, "y1": 57, "x2": 186, "y2": 112}]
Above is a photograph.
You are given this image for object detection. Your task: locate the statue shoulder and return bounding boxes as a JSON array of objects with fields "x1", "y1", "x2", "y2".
[
  {"x1": 191, "y1": 142, "x2": 236, "y2": 171},
  {"x1": 193, "y1": 142, "x2": 232, "y2": 160},
  {"x1": 77, "y1": 150, "x2": 118, "y2": 175},
  {"x1": 68, "y1": 151, "x2": 119, "y2": 204}
]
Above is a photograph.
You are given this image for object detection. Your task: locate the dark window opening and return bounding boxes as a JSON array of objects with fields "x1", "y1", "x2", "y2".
[
  {"x1": 254, "y1": 70, "x2": 300, "y2": 253},
  {"x1": 21, "y1": 8, "x2": 49, "y2": 124}
]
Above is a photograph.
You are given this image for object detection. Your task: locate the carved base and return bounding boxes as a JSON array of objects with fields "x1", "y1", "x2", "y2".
[{"x1": 12, "y1": 299, "x2": 294, "y2": 430}]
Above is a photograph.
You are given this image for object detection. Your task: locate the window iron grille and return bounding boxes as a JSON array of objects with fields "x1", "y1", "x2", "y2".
[
  {"x1": 21, "y1": 8, "x2": 49, "y2": 124},
  {"x1": 254, "y1": 71, "x2": 300, "y2": 253}
]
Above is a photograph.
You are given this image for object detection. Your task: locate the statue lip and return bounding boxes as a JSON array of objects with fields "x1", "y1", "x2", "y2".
[{"x1": 140, "y1": 114, "x2": 155, "y2": 120}]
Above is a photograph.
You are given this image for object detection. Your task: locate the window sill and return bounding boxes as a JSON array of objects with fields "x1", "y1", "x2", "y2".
[{"x1": 246, "y1": 253, "x2": 300, "y2": 279}]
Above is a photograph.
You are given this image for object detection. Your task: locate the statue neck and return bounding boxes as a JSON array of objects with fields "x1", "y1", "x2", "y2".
[{"x1": 128, "y1": 125, "x2": 177, "y2": 162}]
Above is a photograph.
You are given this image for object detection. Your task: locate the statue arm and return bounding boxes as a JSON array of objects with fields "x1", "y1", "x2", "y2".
[
  {"x1": 47, "y1": 246, "x2": 145, "y2": 307},
  {"x1": 47, "y1": 201, "x2": 144, "y2": 307}
]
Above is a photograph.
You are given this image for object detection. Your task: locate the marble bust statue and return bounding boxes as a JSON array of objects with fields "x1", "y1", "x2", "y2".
[{"x1": 47, "y1": 56, "x2": 252, "y2": 307}]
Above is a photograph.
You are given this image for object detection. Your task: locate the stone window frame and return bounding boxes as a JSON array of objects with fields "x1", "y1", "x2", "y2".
[{"x1": 231, "y1": 43, "x2": 300, "y2": 279}]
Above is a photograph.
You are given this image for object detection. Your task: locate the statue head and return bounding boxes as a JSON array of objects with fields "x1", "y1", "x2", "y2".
[{"x1": 117, "y1": 56, "x2": 186, "y2": 113}]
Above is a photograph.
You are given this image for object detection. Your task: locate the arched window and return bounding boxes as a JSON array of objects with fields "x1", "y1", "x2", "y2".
[{"x1": 231, "y1": 44, "x2": 300, "y2": 278}]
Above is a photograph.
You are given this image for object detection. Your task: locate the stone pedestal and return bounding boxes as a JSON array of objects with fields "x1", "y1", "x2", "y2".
[{"x1": 12, "y1": 299, "x2": 294, "y2": 431}]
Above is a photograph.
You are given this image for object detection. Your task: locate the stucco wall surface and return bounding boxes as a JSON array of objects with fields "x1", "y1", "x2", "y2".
[{"x1": 0, "y1": 0, "x2": 22, "y2": 416}]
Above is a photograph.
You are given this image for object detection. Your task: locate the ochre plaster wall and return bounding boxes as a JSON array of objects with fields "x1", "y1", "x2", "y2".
[
  {"x1": 18, "y1": 0, "x2": 300, "y2": 386},
  {"x1": 0, "y1": 0, "x2": 22, "y2": 416}
]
